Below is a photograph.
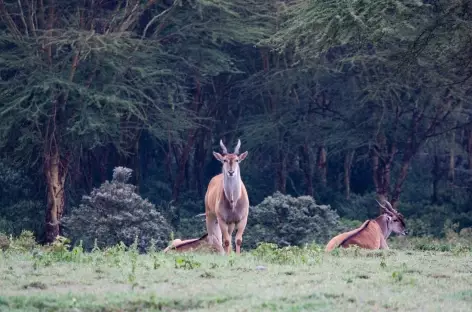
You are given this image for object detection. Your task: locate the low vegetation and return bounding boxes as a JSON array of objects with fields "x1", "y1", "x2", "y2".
[
  {"x1": 61, "y1": 167, "x2": 173, "y2": 252},
  {"x1": 244, "y1": 192, "x2": 341, "y2": 249},
  {"x1": 0, "y1": 232, "x2": 471, "y2": 311}
]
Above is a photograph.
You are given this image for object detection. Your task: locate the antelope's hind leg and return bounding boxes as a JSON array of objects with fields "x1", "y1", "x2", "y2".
[{"x1": 235, "y1": 216, "x2": 248, "y2": 254}]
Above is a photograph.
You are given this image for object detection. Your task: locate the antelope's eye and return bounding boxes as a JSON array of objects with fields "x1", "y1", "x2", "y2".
[
  {"x1": 223, "y1": 159, "x2": 228, "y2": 163},
  {"x1": 235, "y1": 159, "x2": 239, "y2": 162}
]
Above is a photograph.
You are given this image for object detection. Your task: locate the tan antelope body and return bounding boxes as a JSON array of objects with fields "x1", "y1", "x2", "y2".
[
  {"x1": 325, "y1": 200, "x2": 407, "y2": 252},
  {"x1": 204, "y1": 139, "x2": 249, "y2": 255},
  {"x1": 163, "y1": 233, "x2": 220, "y2": 253}
]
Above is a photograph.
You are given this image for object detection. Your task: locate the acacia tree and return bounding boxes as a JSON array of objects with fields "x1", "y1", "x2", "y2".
[
  {"x1": 0, "y1": 0, "x2": 197, "y2": 242},
  {"x1": 149, "y1": 0, "x2": 277, "y2": 201},
  {"x1": 0, "y1": 0, "x2": 280, "y2": 240},
  {"x1": 263, "y1": 0, "x2": 472, "y2": 207}
]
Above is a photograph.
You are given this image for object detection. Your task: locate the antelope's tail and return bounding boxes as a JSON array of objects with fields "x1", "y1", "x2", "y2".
[{"x1": 325, "y1": 235, "x2": 346, "y2": 252}]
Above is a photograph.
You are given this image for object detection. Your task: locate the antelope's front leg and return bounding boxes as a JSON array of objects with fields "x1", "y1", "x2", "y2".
[
  {"x1": 379, "y1": 236, "x2": 389, "y2": 250},
  {"x1": 235, "y1": 216, "x2": 248, "y2": 254},
  {"x1": 218, "y1": 218, "x2": 232, "y2": 255}
]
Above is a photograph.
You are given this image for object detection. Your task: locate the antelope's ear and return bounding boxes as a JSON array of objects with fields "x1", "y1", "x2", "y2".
[
  {"x1": 213, "y1": 152, "x2": 224, "y2": 162},
  {"x1": 238, "y1": 151, "x2": 248, "y2": 162}
]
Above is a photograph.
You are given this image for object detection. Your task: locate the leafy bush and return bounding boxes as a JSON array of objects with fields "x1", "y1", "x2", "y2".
[
  {"x1": 0, "y1": 233, "x2": 9, "y2": 251},
  {"x1": 397, "y1": 201, "x2": 467, "y2": 237},
  {"x1": 0, "y1": 160, "x2": 44, "y2": 238},
  {"x1": 243, "y1": 192, "x2": 341, "y2": 249},
  {"x1": 62, "y1": 167, "x2": 173, "y2": 252},
  {"x1": 176, "y1": 216, "x2": 206, "y2": 239},
  {"x1": 338, "y1": 218, "x2": 363, "y2": 232},
  {"x1": 389, "y1": 234, "x2": 472, "y2": 254},
  {"x1": 170, "y1": 197, "x2": 207, "y2": 238},
  {"x1": 328, "y1": 192, "x2": 379, "y2": 221},
  {"x1": 2, "y1": 230, "x2": 39, "y2": 252}
]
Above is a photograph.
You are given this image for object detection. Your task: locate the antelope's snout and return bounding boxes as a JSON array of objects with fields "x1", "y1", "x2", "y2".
[{"x1": 228, "y1": 170, "x2": 235, "y2": 176}]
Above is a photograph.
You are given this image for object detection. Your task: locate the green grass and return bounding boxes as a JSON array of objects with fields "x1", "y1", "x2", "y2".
[{"x1": 0, "y1": 235, "x2": 471, "y2": 311}]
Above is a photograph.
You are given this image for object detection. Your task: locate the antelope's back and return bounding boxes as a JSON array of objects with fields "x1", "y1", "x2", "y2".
[
  {"x1": 341, "y1": 221, "x2": 382, "y2": 249},
  {"x1": 325, "y1": 226, "x2": 363, "y2": 252},
  {"x1": 325, "y1": 220, "x2": 371, "y2": 252},
  {"x1": 205, "y1": 173, "x2": 224, "y2": 215}
]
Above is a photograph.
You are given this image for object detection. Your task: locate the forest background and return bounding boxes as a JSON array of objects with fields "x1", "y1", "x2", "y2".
[{"x1": 1, "y1": 0, "x2": 472, "y2": 250}]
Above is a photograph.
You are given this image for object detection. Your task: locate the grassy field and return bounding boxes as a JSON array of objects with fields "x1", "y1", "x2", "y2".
[{"x1": 0, "y1": 235, "x2": 472, "y2": 312}]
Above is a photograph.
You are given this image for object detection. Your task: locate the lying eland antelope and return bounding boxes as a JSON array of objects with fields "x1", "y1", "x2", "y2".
[
  {"x1": 163, "y1": 233, "x2": 220, "y2": 253},
  {"x1": 325, "y1": 199, "x2": 407, "y2": 252}
]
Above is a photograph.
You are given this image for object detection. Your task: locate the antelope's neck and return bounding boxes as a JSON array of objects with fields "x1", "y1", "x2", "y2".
[
  {"x1": 223, "y1": 173, "x2": 241, "y2": 209},
  {"x1": 375, "y1": 215, "x2": 392, "y2": 239}
]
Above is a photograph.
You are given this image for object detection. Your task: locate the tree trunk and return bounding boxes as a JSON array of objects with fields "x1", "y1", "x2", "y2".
[
  {"x1": 448, "y1": 130, "x2": 456, "y2": 182},
  {"x1": 299, "y1": 144, "x2": 313, "y2": 196},
  {"x1": 165, "y1": 130, "x2": 174, "y2": 186},
  {"x1": 344, "y1": 149, "x2": 355, "y2": 199},
  {"x1": 276, "y1": 149, "x2": 287, "y2": 193},
  {"x1": 390, "y1": 151, "x2": 414, "y2": 208},
  {"x1": 193, "y1": 131, "x2": 207, "y2": 197},
  {"x1": 318, "y1": 145, "x2": 327, "y2": 186},
  {"x1": 185, "y1": 156, "x2": 190, "y2": 190},
  {"x1": 371, "y1": 138, "x2": 396, "y2": 211},
  {"x1": 134, "y1": 133, "x2": 141, "y2": 194},
  {"x1": 172, "y1": 130, "x2": 197, "y2": 201},
  {"x1": 432, "y1": 154, "x2": 440, "y2": 203},
  {"x1": 467, "y1": 125, "x2": 472, "y2": 171},
  {"x1": 44, "y1": 147, "x2": 67, "y2": 243},
  {"x1": 171, "y1": 76, "x2": 201, "y2": 201}
]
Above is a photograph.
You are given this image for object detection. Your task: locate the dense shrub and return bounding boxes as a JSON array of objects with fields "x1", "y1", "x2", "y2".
[
  {"x1": 0, "y1": 161, "x2": 44, "y2": 238},
  {"x1": 62, "y1": 167, "x2": 173, "y2": 251},
  {"x1": 171, "y1": 197, "x2": 207, "y2": 238},
  {"x1": 328, "y1": 192, "x2": 379, "y2": 221},
  {"x1": 176, "y1": 216, "x2": 206, "y2": 239},
  {"x1": 243, "y1": 192, "x2": 341, "y2": 249},
  {"x1": 397, "y1": 199, "x2": 472, "y2": 237}
]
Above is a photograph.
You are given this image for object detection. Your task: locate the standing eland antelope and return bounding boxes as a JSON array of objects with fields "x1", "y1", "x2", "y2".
[
  {"x1": 204, "y1": 139, "x2": 249, "y2": 255},
  {"x1": 325, "y1": 199, "x2": 407, "y2": 252}
]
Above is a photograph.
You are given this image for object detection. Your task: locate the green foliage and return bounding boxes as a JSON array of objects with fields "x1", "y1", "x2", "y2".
[
  {"x1": 0, "y1": 0, "x2": 471, "y2": 246},
  {"x1": 0, "y1": 1, "x2": 200, "y2": 165},
  {"x1": 398, "y1": 200, "x2": 471, "y2": 237},
  {"x1": 389, "y1": 224, "x2": 472, "y2": 254},
  {"x1": 338, "y1": 218, "x2": 363, "y2": 232},
  {"x1": 0, "y1": 161, "x2": 44, "y2": 237},
  {"x1": 251, "y1": 242, "x2": 324, "y2": 265},
  {"x1": 244, "y1": 192, "x2": 341, "y2": 249},
  {"x1": 329, "y1": 192, "x2": 379, "y2": 221},
  {"x1": 176, "y1": 216, "x2": 207, "y2": 240},
  {"x1": 0, "y1": 233, "x2": 9, "y2": 251},
  {"x1": 6, "y1": 230, "x2": 38, "y2": 252},
  {"x1": 62, "y1": 167, "x2": 173, "y2": 251},
  {"x1": 174, "y1": 254, "x2": 202, "y2": 270}
]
